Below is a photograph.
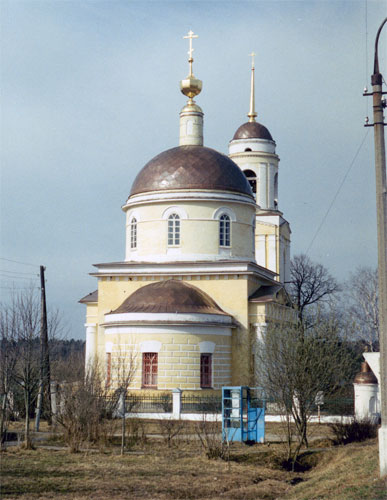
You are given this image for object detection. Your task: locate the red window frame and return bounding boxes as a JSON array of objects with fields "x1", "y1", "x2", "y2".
[
  {"x1": 200, "y1": 353, "x2": 212, "y2": 388},
  {"x1": 142, "y1": 353, "x2": 158, "y2": 388}
]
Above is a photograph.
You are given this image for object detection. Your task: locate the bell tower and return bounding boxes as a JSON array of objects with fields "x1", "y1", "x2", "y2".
[{"x1": 228, "y1": 54, "x2": 291, "y2": 285}]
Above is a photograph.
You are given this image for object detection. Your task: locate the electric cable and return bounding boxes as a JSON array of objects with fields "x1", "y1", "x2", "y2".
[{"x1": 305, "y1": 129, "x2": 370, "y2": 255}]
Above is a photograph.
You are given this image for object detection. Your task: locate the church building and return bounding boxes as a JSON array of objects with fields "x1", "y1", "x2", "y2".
[{"x1": 80, "y1": 33, "x2": 295, "y2": 393}]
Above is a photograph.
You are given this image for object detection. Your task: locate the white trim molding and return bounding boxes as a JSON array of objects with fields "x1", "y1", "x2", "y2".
[
  {"x1": 140, "y1": 340, "x2": 162, "y2": 353},
  {"x1": 162, "y1": 206, "x2": 188, "y2": 220},
  {"x1": 199, "y1": 341, "x2": 216, "y2": 354},
  {"x1": 127, "y1": 209, "x2": 141, "y2": 223},
  {"x1": 103, "y1": 324, "x2": 233, "y2": 336},
  {"x1": 212, "y1": 206, "x2": 236, "y2": 221},
  {"x1": 123, "y1": 191, "x2": 256, "y2": 210},
  {"x1": 104, "y1": 311, "x2": 232, "y2": 325}
]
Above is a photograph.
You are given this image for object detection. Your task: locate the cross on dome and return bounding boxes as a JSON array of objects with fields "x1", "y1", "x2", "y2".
[{"x1": 183, "y1": 30, "x2": 198, "y2": 76}]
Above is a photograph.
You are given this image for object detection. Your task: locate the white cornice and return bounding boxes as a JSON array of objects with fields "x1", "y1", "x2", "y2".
[
  {"x1": 122, "y1": 190, "x2": 256, "y2": 211},
  {"x1": 102, "y1": 324, "x2": 233, "y2": 336},
  {"x1": 90, "y1": 260, "x2": 278, "y2": 281},
  {"x1": 104, "y1": 312, "x2": 232, "y2": 325}
]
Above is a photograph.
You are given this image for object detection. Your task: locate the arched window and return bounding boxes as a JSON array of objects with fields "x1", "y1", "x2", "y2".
[
  {"x1": 219, "y1": 214, "x2": 231, "y2": 247},
  {"x1": 243, "y1": 169, "x2": 257, "y2": 195},
  {"x1": 168, "y1": 213, "x2": 180, "y2": 246},
  {"x1": 130, "y1": 218, "x2": 137, "y2": 249}
]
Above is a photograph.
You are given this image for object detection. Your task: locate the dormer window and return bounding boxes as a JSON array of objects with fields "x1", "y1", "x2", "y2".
[
  {"x1": 130, "y1": 218, "x2": 137, "y2": 249},
  {"x1": 168, "y1": 213, "x2": 180, "y2": 246},
  {"x1": 219, "y1": 214, "x2": 231, "y2": 247}
]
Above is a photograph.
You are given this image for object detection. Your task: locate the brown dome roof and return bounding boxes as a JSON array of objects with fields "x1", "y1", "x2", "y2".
[
  {"x1": 130, "y1": 146, "x2": 253, "y2": 197},
  {"x1": 112, "y1": 279, "x2": 227, "y2": 315},
  {"x1": 354, "y1": 362, "x2": 378, "y2": 385},
  {"x1": 232, "y1": 121, "x2": 273, "y2": 141}
]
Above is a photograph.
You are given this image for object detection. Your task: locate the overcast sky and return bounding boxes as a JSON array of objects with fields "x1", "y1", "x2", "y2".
[{"x1": 1, "y1": 0, "x2": 386, "y2": 340}]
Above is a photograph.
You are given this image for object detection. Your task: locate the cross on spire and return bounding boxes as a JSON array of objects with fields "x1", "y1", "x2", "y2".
[
  {"x1": 249, "y1": 51, "x2": 256, "y2": 69},
  {"x1": 183, "y1": 30, "x2": 198, "y2": 76},
  {"x1": 248, "y1": 51, "x2": 257, "y2": 122}
]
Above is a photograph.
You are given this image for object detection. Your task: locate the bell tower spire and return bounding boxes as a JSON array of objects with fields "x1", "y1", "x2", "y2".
[
  {"x1": 248, "y1": 52, "x2": 257, "y2": 122},
  {"x1": 179, "y1": 30, "x2": 204, "y2": 146}
]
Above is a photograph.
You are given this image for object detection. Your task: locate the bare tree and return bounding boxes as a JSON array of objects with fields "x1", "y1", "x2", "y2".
[
  {"x1": 256, "y1": 315, "x2": 353, "y2": 470},
  {"x1": 10, "y1": 289, "x2": 41, "y2": 449},
  {"x1": 289, "y1": 254, "x2": 340, "y2": 325},
  {"x1": 110, "y1": 346, "x2": 137, "y2": 455},
  {"x1": 345, "y1": 267, "x2": 379, "y2": 351},
  {"x1": 0, "y1": 307, "x2": 18, "y2": 447},
  {"x1": 55, "y1": 360, "x2": 113, "y2": 452},
  {"x1": 0, "y1": 288, "x2": 63, "y2": 448}
]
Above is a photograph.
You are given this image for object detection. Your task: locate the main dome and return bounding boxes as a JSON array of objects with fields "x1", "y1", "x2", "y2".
[
  {"x1": 112, "y1": 279, "x2": 227, "y2": 315},
  {"x1": 130, "y1": 145, "x2": 253, "y2": 197},
  {"x1": 232, "y1": 121, "x2": 273, "y2": 141}
]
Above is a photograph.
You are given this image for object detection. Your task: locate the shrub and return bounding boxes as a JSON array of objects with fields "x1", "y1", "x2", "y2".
[
  {"x1": 158, "y1": 418, "x2": 184, "y2": 447},
  {"x1": 330, "y1": 418, "x2": 378, "y2": 445},
  {"x1": 195, "y1": 417, "x2": 229, "y2": 460}
]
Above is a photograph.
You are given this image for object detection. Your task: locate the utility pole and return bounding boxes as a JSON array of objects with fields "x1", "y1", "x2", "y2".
[
  {"x1": 35, "y1": 266, "x2": 51, "y2": 431},
  {"x1": 364, "y1": 17, "x2": 387, "y2": 477}
]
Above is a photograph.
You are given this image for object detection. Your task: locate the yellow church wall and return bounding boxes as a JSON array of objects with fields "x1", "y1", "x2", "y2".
[
  {"x1": 126, "y1": 199, "x2": 255, "y2": 260},
  {"x1": 255, "y1": 221, "x2": 276, "y2": 235},
  {"x1": 104, "y1": 332, "x2": 232, "y2": 391},
  {"x1": 85, "y1": 303, "x2": 98, "y2": 324},
  {"x1": 248, "y1": 301, "x2": 297, "y2": 324}
]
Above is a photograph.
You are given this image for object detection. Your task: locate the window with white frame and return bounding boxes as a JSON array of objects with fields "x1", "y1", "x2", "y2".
[
  {"x1": 219, "y1": 214, "x2": 231, "y2": 247},
  {"x1": 168, "y1": 213, "x2": 180, "y2": 246},
  {"x1": 130, "y1": 218, "x2": 137, "y2": 249}
]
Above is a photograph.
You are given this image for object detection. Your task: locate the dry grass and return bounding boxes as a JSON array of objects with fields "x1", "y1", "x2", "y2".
[
  {"x1": 1, "y1": 422, "x2": 385, "y2": 499},
  {"x1": 1, "y1": 443, "x2": 290, "y2": 499},
  {"x1": 284, "y1": 439, "x2": 387, "y2": 500}
]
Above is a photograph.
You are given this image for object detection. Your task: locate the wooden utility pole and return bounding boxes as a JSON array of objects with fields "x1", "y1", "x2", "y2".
[
  {"x1": 35, "y1": 266, "x2": 51, "y2": 431},
  {"x1": 364, "y1": 17, "x2": 387, "y2": 477}
]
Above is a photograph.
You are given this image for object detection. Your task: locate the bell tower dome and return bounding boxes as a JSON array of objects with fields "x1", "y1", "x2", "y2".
[{"x1": 228, "y1": 53, "x2": 279, "y2": 211}]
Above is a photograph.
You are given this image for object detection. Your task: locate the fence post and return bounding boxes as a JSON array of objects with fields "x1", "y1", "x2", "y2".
[
  {"x1": 172, "y1": 388, "x2": 182, "y2": 419},
  {"x1": 50, "y1": 381, "x2": 58, "y2": 428}
]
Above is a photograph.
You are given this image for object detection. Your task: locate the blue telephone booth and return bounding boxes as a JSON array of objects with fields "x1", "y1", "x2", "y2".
[{"x1": 222, "y1": 386, "x2": 265, "y2": 443}]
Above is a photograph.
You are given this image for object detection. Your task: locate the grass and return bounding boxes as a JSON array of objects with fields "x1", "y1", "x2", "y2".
[{"x1": 1, "y1": 422, "x2": 386, "y2": 499}]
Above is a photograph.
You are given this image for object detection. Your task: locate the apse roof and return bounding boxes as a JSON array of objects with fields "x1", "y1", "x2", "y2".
[
  {"x1": 249, "y1": 284, "x2": 283, "y2": 303},
  {"x1": 79, "y1": 290, "x2": 98, "y2": 303},
  {"x1": 111, "y1": 279, "x2": 228, "y2": 315},
  {"x1": 232, "y1": 121, "x2": 273, "y2": 141},
  {"x1": 129, "y1": 145, "x2": 253, "y2": 197}
]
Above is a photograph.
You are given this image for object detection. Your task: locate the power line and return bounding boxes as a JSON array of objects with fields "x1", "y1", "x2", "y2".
[
  {"x1": 0, "y1": 273, "x2": 39, "y2": 281},
  {"x1": 305, "y1": 129, "x2": 370, "y2": 255},
  {"x1": 0, "y1": 286, "x2": 40, "y2": 291},
  {"x1": 0, "y1": 257, "x2": 40, "y2": 268},
  {"x1": 0, "y1": 269, "x2": 39, "y2": 276}
]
